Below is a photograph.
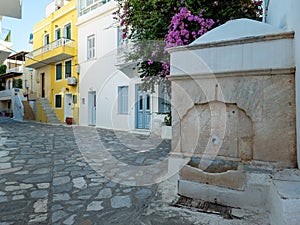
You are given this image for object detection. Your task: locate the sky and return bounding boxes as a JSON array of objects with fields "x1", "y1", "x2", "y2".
[{"x1": 2, "y1": 0, "x2": 52, "y2": 53}]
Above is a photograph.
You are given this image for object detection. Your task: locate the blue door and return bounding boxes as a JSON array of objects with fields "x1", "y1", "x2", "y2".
[{"x1": 136, "y1": 84, "x2": 151, "y2": 129}]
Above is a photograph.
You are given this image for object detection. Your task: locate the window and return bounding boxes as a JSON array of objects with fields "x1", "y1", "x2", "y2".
[
  {"x1": 64, "y1": 23, "x2": 71, "y2": 40},
  {"x1": 44, "y1": 34, "x2": 49, "y2": 45},
  {"x1": 55, "y1": 95, "x2": 62, "y2": 108},
  {"x1": 65, "y1": 60, "x2": 72, "y2": 78},
  {"x1": 73, "y1": 95, "x2": 77, "y2": 104},
  {"x1": 86, "y1": 0, "x2": 93, "y2": 6},
  {"x1": 7, "y1": 80, "x2": 11, "y2": 90},
  {"x1": 118, "y1": 86, "x2": 128, "y2": 114},
  {"x1": 56, "y1": 63, "x2": 62, "y2": 80},
  {"x1": 117, "y1": 27, "x2": 123, "y2": 47},
  {"x1": 79, "y1": 0, "x2": 86, "y2": 10},
  {"x1": 146, "y1": 94, "x2": 150, "y2": 110},
  {"x1": 87, "y1": 35, "x2": 95, "y2": 60},
  {"x1": 159, "y1": 83, "x2": 170, "y2": 113},
  {"x1": 55, "y1": 28, "x2": 61, "y2": 40},
  {"x1": 117, "y1": 27, "x2": 128, "y2": 47}
]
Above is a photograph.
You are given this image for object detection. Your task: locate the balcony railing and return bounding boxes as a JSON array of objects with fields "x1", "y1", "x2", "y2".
[
  {"x1": 0, "y1": 28, "x2": 11, "y2": 42},
  {"x1": 0, "y1": 89, "x2": 13, "y2": 98},
  {"x1": 27, "y1": 38, "x2": 75, "y2": 59},
  {"x1": 79, "y1": 0, "x2": 111, "y2": 16},
  {"x1": 7, "y1": 65, "x2": 24, "y2": 73},
  {"x1": 0, "y1": 88, "x2": 23, "y2": 99}
]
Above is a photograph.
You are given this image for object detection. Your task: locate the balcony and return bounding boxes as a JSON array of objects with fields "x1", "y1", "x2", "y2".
[
  {"x1": 0, "y1": 88, "x2": 21, "y2": 101},
  {"x1": 25, "y1": 38, "x2": 75, "y2": 69},
  {"x1": 7, "y1": 65, "x2": 24, "y2": 73}
]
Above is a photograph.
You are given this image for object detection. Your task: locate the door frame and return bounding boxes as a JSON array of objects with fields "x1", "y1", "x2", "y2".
[
  {"x1": 64, "y1": 93, "x2": 72, "y2": 121},
  {"x1": 41, "y1": 73, "x2": 45, "y2": 98},
  {"x1": 135, "y1": 84, "x2": 151, "y2": 129},
  {"x1": 88, "y1": 91, "x2": 96, "y2": 126}
]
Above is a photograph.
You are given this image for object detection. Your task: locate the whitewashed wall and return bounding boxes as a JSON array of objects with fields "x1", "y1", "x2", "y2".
[
  {"x1": 77, "y1": 1, "x2": 118, "y2": 127},
  {"x1": 267, "y1": 0, "x2": 300, "y2": 168},
  {"x1": 78, "y1": 1, "x2": 164, "y2": 131}
]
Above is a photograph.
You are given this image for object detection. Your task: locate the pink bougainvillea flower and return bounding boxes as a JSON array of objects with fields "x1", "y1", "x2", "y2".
[
  {"x1": 164, "y1": 7, "x2": 214, "y2": 50},
  {"x1": 147, "y1": 59, "x2": 154, "y2": 65}
]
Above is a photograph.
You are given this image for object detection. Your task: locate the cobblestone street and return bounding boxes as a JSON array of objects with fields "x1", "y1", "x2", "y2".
[
  {"x1": 0, "y1": 117, "x2": 183, "y2": 225},
  {"x1": 0, "y1": 118, "x2": 268, "y2": 225}
]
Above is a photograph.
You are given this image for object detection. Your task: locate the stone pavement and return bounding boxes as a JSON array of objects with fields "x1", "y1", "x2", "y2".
[{"x1": 0, "y1": 117, "x2": 269, "y2": 225}]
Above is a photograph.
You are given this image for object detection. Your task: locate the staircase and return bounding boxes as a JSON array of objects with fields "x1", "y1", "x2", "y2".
[
  {"x1": 22, "y1": 101, "x2": 35, "y2": 121},
  {"x1": 38, "y1": 98, "x2": 61, "y2": 124}
]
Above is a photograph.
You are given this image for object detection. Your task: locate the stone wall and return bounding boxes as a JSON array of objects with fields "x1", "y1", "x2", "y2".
[{"x1": 171, "y1": 69, "x2": 296, "y2": 169}]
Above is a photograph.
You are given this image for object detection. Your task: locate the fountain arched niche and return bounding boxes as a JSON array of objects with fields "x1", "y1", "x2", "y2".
[{"x1": 182, "y1": 101, "x2": 254, "y2": 169}]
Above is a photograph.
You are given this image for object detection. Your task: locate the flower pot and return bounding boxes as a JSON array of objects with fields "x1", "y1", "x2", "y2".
[
  {"x1": 5, "y1": 112, "x2": 12, "y2": 117},
  {"x1": 65, "y1": 117, "x2": 73, "y2": 125},
  {"x1": 161, "y1": 125, "x2": 172, "y2": 139}
]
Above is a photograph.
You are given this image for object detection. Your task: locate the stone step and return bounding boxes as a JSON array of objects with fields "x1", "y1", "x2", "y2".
[
  {"x1": 178, "y1": 171, "x2": 270, "y2": 211},
  {"x1": 22, "y1": 101, "x2": 35, "y2": 121},
  {"x1": 269, "y1": 170, "x2": 300, "y2": 225},
  {"x1": 38, "y1": 98, "x2": 61, "y2": 124}
]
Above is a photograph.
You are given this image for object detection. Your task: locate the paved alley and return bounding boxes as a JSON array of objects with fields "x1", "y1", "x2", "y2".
[{"x1": 0, "y1": 118, "x2": 268, "y2": 225}]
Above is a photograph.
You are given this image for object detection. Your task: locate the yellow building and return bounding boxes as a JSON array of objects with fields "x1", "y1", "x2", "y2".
[{"x1": 25, "y1": 0, "x2": 79, "y2": 124}]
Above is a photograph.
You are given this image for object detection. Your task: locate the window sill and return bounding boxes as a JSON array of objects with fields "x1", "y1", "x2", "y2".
[{"x1": 86, "y1": 57, "x2": 97, "y2": 62}]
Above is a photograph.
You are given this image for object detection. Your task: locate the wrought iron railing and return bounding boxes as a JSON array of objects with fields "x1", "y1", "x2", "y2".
[{"x1": 26, "y1": 38, "x2": 75, "y2": 59}]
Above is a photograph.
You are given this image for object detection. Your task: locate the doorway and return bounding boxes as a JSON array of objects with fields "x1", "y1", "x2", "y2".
[
  {"x1": 88, "y1": 91, "x2": 96, "y2": 126},
  {"x1": 41, "y1": 73, "x2": 45, "y2": 98},
  {"x1": 136, "y1": 84, "x2": 151, "y2": 129},
  {"x1": 64, "y1": 93, "x2": 72, "y2": 121}
]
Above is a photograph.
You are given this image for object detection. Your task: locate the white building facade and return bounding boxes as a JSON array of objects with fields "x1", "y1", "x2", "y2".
[
  {"x1": 266, "y1": 0, "x2": 300, "y2": 170},
  {"x1": 77, "y1": 0, "x2": 169, "y2": 135}
]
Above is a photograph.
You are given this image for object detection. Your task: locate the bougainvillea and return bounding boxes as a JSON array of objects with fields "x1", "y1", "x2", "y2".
[
  {"x1": 165, "y1": 7, "x2": 215, "y2": 49},
  {"x1": 116, "y1": 0, "x2": 262, "y2": 91}
]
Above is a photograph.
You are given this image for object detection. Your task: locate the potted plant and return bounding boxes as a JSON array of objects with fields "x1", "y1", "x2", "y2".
[{"x1": 65, "y1": 117, "x2": 73, "y2": 125}]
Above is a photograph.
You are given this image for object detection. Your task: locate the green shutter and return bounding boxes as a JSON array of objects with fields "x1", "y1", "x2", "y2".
[
  {"x1": 65, "y1": 60, "x2": 72, "y2": 78},
  {"x1": 56, "y1": 63, "x2": 62, "y2": 80}
]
